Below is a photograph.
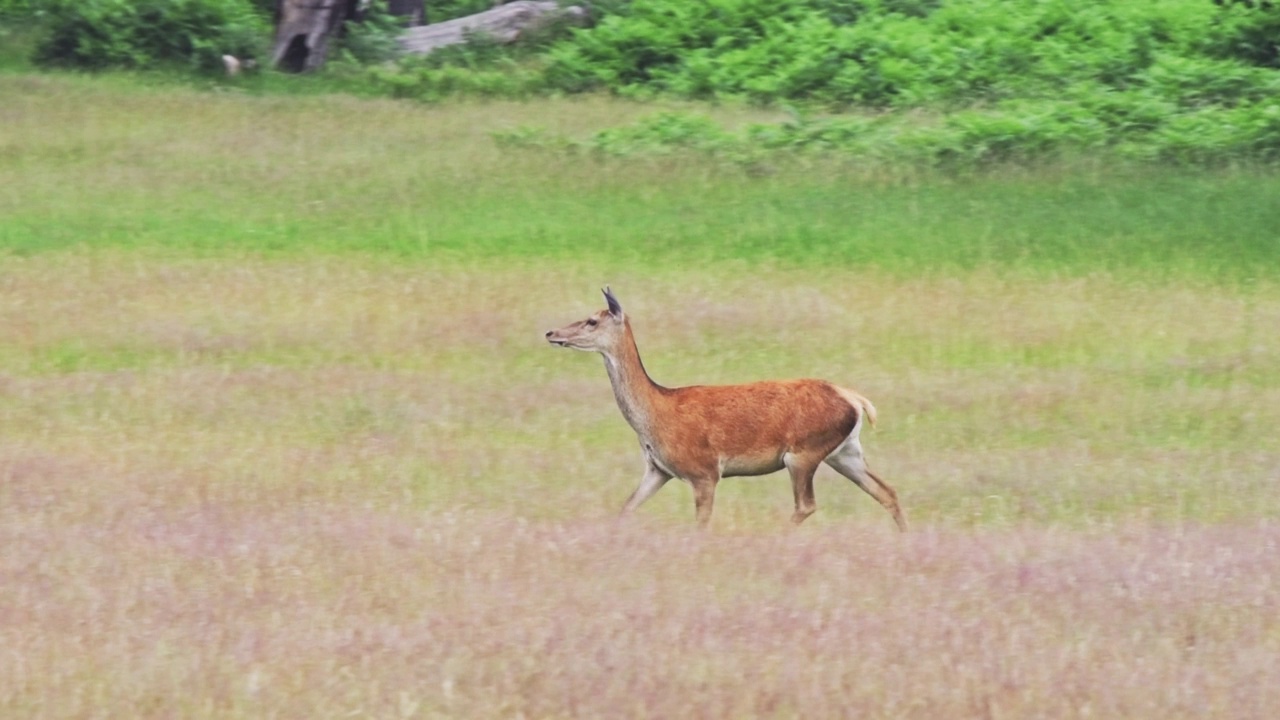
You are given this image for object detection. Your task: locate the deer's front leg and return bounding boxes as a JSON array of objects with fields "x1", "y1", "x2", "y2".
[
  {"x1": 620, "y1": 461, "x2": 672, "y2": 516},
  {"x1": 691, "y1": 475, "x2": 720, "y2": 529}
]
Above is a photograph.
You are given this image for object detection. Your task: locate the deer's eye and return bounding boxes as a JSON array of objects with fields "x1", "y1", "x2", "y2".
[{"x1": 585, "y1": 318, "x2": 598, "y2": 327}]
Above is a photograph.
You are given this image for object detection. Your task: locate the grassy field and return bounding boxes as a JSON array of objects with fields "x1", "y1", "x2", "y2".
[{"x1": 2, "y1": 74, "x2": 1280, "y2": 717}]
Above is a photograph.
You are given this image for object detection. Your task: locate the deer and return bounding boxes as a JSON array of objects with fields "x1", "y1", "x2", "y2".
[{"x1": 545, "y1": 288, "x2": 907, "y2": 531}]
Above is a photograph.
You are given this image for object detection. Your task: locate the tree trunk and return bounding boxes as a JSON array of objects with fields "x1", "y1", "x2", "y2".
[
  {"x1": 400, "y1": 1, "x2": 587, "y2": 55},
  {"x1": 387, "y1": 0, "x2": 425, "y2": 27},
  {"x1": 270, "y1": 0, "x2": 361, "y2": 73}
]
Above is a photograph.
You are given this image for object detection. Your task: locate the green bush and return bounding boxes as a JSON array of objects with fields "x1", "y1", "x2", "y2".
[
  {"x1": 540, "y1": 0, "x2": 1227, "y2": 106},
  {"x1": 475, "y1": 0, "x2": 1275, "y2": 165},
  {"x1": 1210, "y1": 0, "x2": 1280, "y2": 68},
  {"x1": 0, "y1": 0, "x2": 38, "y2": 16},
  {"x1": 1145, "y1": 101, "x2": 1280, "y2": 163},
  {"x1": 34, "y1": 0, "x2": 267, "y2": 72},
  {"x1": 499, "y1": 92, "x2": 1280, "y2": 169},
  {"x1": 334, "y1": 0, "x2": 406, "y2": 65}
]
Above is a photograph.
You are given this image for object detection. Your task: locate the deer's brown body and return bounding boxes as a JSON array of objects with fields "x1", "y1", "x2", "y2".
[{"x1": 546, "y1": 289, "x2": 907, "y2": 531}]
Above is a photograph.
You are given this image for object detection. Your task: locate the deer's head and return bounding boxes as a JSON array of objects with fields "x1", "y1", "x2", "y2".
[{"x1": 545, "y1": 287, "x2": 627, "y2": 353}]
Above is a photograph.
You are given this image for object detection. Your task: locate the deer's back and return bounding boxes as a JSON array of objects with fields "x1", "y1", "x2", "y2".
[{"x1": 652, "y1": 379, "x2": 859, "y2": 475}]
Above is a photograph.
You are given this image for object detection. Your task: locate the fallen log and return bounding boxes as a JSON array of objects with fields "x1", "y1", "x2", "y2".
[{"x1": 400, "y1": 1, "x2": 587, "y2": 55}]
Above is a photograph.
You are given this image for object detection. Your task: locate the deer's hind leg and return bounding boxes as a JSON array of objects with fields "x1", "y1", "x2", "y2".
[
  {"x1": 784, "y1": 451, "x2": 823, "y2": 525},
  {"x1": 824, "y1": 435, "x2": 908, "y2": 532}
]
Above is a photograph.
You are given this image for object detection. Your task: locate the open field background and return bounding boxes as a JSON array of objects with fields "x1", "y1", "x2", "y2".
[{"x1": 2, "y1": 75, "x2": 1280, "y2": 717}]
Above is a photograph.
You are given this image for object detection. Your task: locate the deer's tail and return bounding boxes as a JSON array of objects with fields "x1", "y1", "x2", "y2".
[{"x1": 834, "y1": 386, "x2": 877, "y2": 429}]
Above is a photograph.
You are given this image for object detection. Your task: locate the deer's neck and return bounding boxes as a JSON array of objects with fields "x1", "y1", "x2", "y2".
[{"x1": 602, "y1": 325, "x2": 665, "y2": 435}]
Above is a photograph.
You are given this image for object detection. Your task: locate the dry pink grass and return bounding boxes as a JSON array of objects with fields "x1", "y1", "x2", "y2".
[
  {"x1": 3, "y1": 454, "x2": 1277, "y2": 718},
  {"x1": 3, "y1": 253, "x2": 1279, "y2": 717}
]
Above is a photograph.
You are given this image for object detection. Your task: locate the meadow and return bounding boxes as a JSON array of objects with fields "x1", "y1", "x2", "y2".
[{"x1": 2, "y1": 73, "x2": 1280, "y2": 717}]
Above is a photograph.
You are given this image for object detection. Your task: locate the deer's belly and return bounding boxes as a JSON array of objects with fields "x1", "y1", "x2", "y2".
[
  {"x1": 720, "y1": 452, "x2": 786, "y2": 478},
  {"x1": 643, "y1": 442, "x2": 784, "y2": 479}
]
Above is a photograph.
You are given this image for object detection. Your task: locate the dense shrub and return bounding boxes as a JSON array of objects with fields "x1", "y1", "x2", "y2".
[
  {"x1": 333, "y1": 0, "x2": 407, "y2": 65},
  {"x1": 496, "y1": 93, "x2": 1280, "y2": 168},
  {"x1": 0, "y1": 0, "x2": 38, "y2": 16},
  {"x1": 540, "y1": 0, "x2": 1228, "y2": 106},
  {"x1": 489, "y1": 0, "x2": 1273, "y2": 164},
  {"x1": 423, "y1": 0, "x2": 1279, "y2": 111},
  {"x1": 34, "y1": 0, "x2": 267, "y2": 72},
  {"x1": 1210, "y1": 0, "x2": 1280, "y2": 68}
]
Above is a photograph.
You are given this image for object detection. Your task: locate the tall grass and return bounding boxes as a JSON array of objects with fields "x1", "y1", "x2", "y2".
[
  {"x1": 3, "y1": 252, "x2": 1277, "y2": 525},
  {"x1": 2, "y1": 74, "x2": 1279, "y2": 717},
  {"x1": 3, "y1": 503, "x2": 1278, "y2": 717}
]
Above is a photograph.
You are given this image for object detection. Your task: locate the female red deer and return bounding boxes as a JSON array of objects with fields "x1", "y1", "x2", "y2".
[{"x1": 545, "y1": 288, "x2": 907, "y2": 531}]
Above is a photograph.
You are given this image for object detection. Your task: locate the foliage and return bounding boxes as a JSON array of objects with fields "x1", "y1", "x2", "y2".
[
  {"x1": 33, "y1": 0, "x2": 267, "y2": 72},
  {"x1": 0, "y1": 0, "x2": 39, "y2": 16},
  {"x1": 426, "y1": 0, "x2": 493, "y2": 23},
  {"x1": 415, "y1": 30, "x2": 515, "y2": 69},
  {"x1": 354, "y1": 0, "x2": 1280, "y2": 164},
  {"x1": 496, "y1": 90, "x2": 1280, "y2": 168},
  {"x1": 349, "y1": 3, "x2": 585, "y2": 99},
  {"x1": 540, "y1": 0, "x2": 1270, "y2": 165},
  {"x1": 0, "y1": 11, "x2": 41, "y2": 69},
  {"x1": 389, "y1": 0, "x2": 1280, "y2": 117},
  {"x1": 14, "y1": 0, "x2": 1280, "y2": 165},
  {"x1": 539, "y1": 0, "x2": 1222, "y2": 106},
  {"x1": 234, "y1": 0, "x2": 501, "y2": 26},
  {"x1": 245, "y1": 0, "x2": 276, "y2": 17},
  {"x1": 334, "y1": 0, "x2": 406, "y2": 66},
  {"x1": 1210, "y1": 0, "x2": 1280, "y2": 68}
]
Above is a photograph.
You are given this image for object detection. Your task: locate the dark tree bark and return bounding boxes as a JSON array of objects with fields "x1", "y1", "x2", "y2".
[
  {"x1": 270, "y1": 0, "x2": 361, "y2": 73},
  {"x1": 387, "y1": 0, "x2": 425, "y2": 27}
]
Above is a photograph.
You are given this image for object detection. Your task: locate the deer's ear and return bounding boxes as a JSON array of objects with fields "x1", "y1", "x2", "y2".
[{"x1": 603, "y1": 287, "x2": 623, "y2": 318}]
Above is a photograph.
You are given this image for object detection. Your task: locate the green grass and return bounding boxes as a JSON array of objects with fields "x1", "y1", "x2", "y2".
[{"x1": 2, "y1": 73, "x2": 1279, "y2": 280}]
